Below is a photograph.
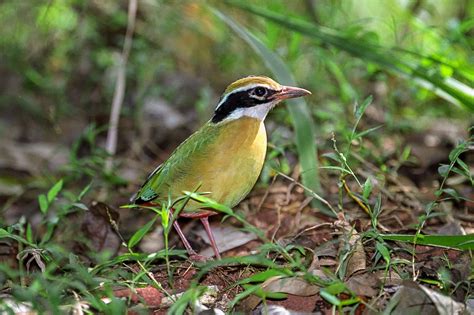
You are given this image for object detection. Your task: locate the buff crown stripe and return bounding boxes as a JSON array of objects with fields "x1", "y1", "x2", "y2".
[{"x1": 224, "y1": 76, "x2": 280, "y2": 94}]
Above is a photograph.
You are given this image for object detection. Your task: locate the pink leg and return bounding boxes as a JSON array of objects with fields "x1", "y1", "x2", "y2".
[
  {"x1": 200, "y1": 217, "x2": 221, "y2": 259},
  {"x1": 172, "y1": 220, "x2": 209, "y2": 262},
  {"x1": 173, "y1": 220, "x2": 197, "y2": 255}
]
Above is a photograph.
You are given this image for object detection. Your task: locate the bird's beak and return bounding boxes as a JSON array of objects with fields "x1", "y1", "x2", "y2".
[{"x1": 274, "y1": 85, "x2": 311, "y2": 101}]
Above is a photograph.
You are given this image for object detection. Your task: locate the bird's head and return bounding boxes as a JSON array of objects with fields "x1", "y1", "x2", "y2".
[{"x1": 211, "y1": 76, "x2": 311, "y2": 123}]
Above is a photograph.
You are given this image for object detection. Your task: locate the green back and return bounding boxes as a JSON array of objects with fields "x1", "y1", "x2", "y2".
[{"x1": 133, "y1": 122, "x2": 219, "y2": 204}]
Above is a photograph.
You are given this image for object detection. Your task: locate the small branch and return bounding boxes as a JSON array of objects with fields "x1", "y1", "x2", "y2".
[{"x1": 104, "y1": 0, "x2": 138, "y2": 173}]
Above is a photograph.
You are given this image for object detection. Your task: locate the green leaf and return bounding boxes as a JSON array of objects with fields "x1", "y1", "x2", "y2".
[
  {"x1": 78, "y1": 181, "x2": 92, "y2": 200},
  {"x1": 381, "y1": 234, "x2": 474, "y2": 250},
  {"x1": 450, "y1": 165, "x2": 470, "y2": 178},
  {"x1": 227, "y1": 1, "x2": 474, "y2": 111},
  {"x1": 323, "y1": 281, "x2": 346, "y2": 295},
  {"x1": 319, "y1": 166, "x2": 352, "y2": 174},
  {"x1": 238, "y1": 269, "x2": 290, "y2": 285},
  {"x1": 354, "y1": 125, "x2": 383, "y2": 140},
  {"x1": 401, "y1": 146, "x2": 411, "y2": 161},
  {"x1": 362, "y1": 177, "x2": 373, "y2": 199},
  {"x1": 354, "y1": 96, "x2": 373, "y2": 121},
  {"x1": 350, "y1": 96, "x2": 373, "y2": 140},
  {"x1": 438, "y1": 164, "x2": 450, "y2": 177},
  {"x1": 161, "y1": 205, "x2": 169, "y2": 229},
  {"x1": 184, "y1": 192, "x2": 234, "y2": 215},
  {"x1": 375, "y1": 242, "x2": 390, "y2": 263},
  {"x1": 26, "y1": 224, "x2": 33, "y2": 243},
  {"x1": 322, "y1": 152, "x2": 343, "y2": 163},
  {"x1": 448, "y1": 142, "x2": 467, "y2": 162},
  {"x1": 441, "y1": 188, "x2": 461, "y2": 201},
  {"x1": 168, "y1": 286, "x2": 208, "y2": 315},
  {"x1": 128, "y1": 215, "x2": 158, "y2": 248},
  {"x1": 47, "y1": 179, "x2": 63, "y2": 203},
  {"x1": 72, "y1": 202, "x2": 89, "y2": 211},
  {"x1": 320, "y1": 290, "x2": 341, "y2": 306},
  {"x1": 456, "y1": 158, "x2": 471, "y2": 178},
  {"x1": 0, "y1": 228, "x2": 34, "y2": 246},
  {"x1": 242, "y1": 284, "x2": 287, "y2": 299},
  {"x1": 340, "y1": 297, "x2": 361, "y2": 306},
  {"x1": 38, "y1": 194, "x2": 48, "y2": 214}
]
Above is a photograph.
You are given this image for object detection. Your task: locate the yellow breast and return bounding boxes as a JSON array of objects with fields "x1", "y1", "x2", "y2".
[{"x1": 171, "y1": 117, "x2": 267, "y2": 209}]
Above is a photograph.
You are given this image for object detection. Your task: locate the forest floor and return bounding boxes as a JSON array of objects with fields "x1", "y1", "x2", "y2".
[{"x1": 0, "y1": 98, "x2": 473, "y2": 314}]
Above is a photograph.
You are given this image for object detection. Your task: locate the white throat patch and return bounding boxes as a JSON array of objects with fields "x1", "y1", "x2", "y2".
[{"x1": 220, "y1": 101, "x2": 277, "y2": 122}]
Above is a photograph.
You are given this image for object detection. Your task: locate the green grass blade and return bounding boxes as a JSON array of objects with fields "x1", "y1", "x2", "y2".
[
  {"x1": 47, "y1": 179, "x2": 63, "y2": 203},
  {"x1": 128, "y1": 215, "x2": 158, "y2": 248},
  {"x1": 381, "y1": 234, "x2": 474, "y2": 250},
  {"x1": 0, "y1": 228, "x2": 36, "y2": 247},
  {"x1": 227, "y1": 1, "x2": 474, "y2": 111},
  {"x1": 212, "y1": 8, "x2": 325, "y2": 213}
]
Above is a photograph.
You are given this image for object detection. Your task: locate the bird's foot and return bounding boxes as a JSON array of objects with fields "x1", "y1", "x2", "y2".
[{"x1": 188, "y1": 253, "x2": 211, "y2": 262}]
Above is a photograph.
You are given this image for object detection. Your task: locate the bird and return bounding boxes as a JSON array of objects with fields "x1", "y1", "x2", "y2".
[{"x1": 131, "y1": 76, "x2": 311, "y2": 260}]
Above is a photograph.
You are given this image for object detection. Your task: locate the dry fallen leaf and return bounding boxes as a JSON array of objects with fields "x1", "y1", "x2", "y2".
[
  {"x1": 383, "y1": 281, "x2": 466, "y2": 315},
  {"x1": 240, "y1": 275, "x2": 320, "y2": 312},
  {"x1": 345, "y1": 272, "x2": 380, "y2": 297},
  {"x1": 373, "y1": 270, "x2": 403, "y2": 286},
  {"x1": 335, "y1": 214, "x2": 366, "y2": 278},
  {"x1": 195, "y1": 224, "x2": 257, "y2": 257},
  {"x1": 262, "y1": 275, "x2": 320, "y2": 296},
  {"x1": 77, "y1": 201, "x2": 121, "y2": 257}
]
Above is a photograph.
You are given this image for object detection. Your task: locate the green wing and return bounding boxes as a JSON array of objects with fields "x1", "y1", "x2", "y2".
[
  {"x1": 133, "y1": 123, "x2": 218, "y2": 204},
  {"x1": 132, "y1": 164, "x2": 163, "y2": 203}
]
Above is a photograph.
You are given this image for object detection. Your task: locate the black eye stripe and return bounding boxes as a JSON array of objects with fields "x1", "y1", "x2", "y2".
[{"x1": 212, "y1": 88, "x2": 277, "y2": 123}]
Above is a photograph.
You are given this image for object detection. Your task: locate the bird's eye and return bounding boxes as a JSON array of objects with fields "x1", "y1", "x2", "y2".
[{"x1": 253, "y1": 87, "x2": 267, "y2": 97}]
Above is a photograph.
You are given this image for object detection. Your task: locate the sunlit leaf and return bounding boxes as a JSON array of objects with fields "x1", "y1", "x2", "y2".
[
  {"x1": 47, "y1": 179, "x2": 63, "y2": 203},
  {"x1": 320, "y1": 290, "x2": 341, "y2": 306},
  {"x1": 38, "y1": 194, "x2": 48, "y2": 214}
]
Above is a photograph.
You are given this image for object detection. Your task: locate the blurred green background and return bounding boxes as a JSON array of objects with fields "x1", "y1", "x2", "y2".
[
  {"x1": 0, "y1": 0, "x2": 472, "y2": 207},
  {"x1": 0, "y1": 1, "x2": 472, "y2": 313}
]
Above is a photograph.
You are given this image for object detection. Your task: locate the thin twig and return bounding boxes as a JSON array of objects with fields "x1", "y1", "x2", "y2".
[
  {"x1": 104, "y1": 0, "x2": 138, "y2": 173},
  {"x1": 341, "y1": 176, "x2": 371, "y2": 216}
]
